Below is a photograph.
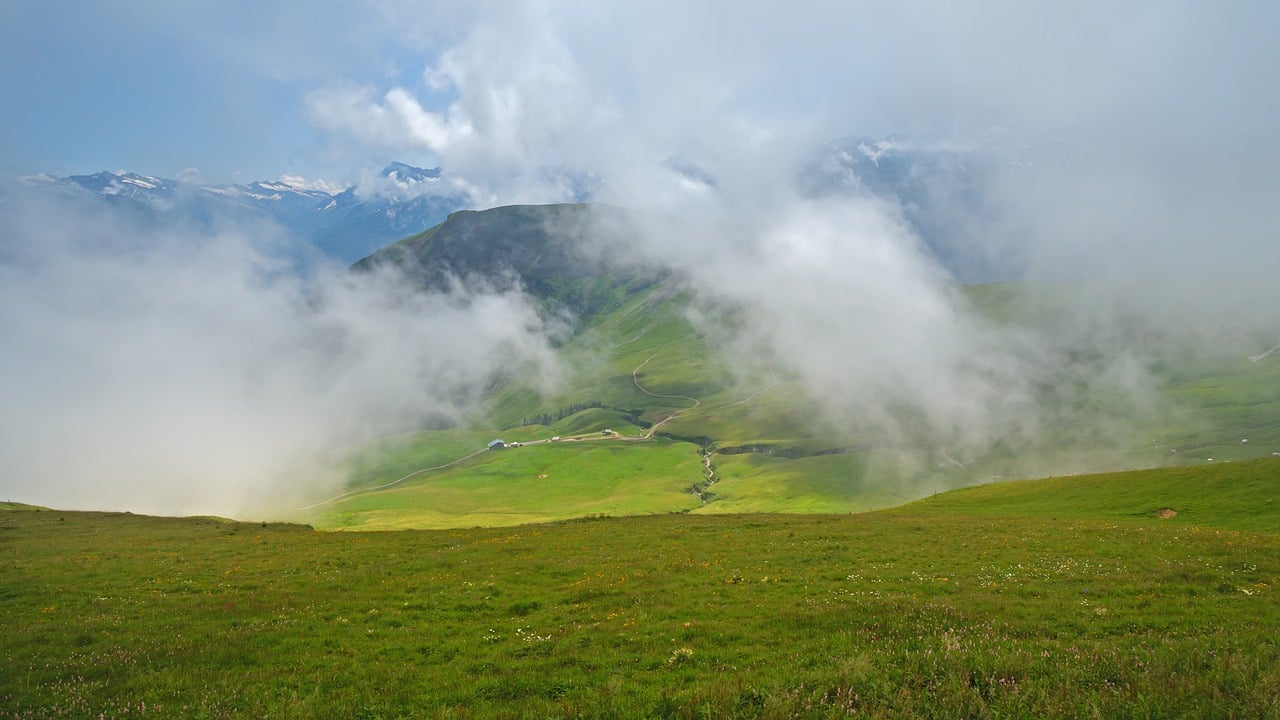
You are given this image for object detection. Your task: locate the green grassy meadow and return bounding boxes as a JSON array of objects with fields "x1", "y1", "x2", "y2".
[
  {"x1": 312, "y1": 439, "x2": 704, "y2": 530},
  {"x1": 900, "y1": 456, "x2": 1280, "y2": 532},
  {"x1": 305, "y1": 276, "x2": 1280, "y2": 531},
  {"x1": 5, "y1": 459, "x2": 1280, "y2": 717}
]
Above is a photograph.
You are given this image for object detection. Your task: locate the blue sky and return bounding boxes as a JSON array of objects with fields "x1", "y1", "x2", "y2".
[
  {"x1": 0, "y1": 1, "x2": 921, "y2": 188},
  {"x1": 0, "y1": 2, "x2": 443, "y2": 183},
  {"x1": 2, "y1": 0, "x2": 1277, "y2": 199}
]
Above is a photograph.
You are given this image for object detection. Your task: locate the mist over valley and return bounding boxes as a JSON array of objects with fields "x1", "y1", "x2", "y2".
[
  {"x1": 4, "y1": 129, "x2": 1278, "y2": 522},
  {"x1": 4, "y1": 4, "x2": 1280, "y2": 717}
]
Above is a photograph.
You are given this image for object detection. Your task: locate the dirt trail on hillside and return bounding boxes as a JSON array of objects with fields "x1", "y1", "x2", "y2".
[
  {"x1": 725, "y1": 375, "x2": 784, "y2": 407},
  {"x1": 298, "y1": 448, "x2": 488, "y2": 510},
  {"x1": 616, "y1": 310, "x2": 678, "y2": 347},
  {"x1": 632, "y1": 354, "x2": 701, "y2": 439},
  {"x1": 1250, "y1": 340, "x2": 1280, "y2": 362}
]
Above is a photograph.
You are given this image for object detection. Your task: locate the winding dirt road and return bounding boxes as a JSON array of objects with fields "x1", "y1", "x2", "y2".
[
  {"x1": 298, "y1": 447, "x2": 489, "y2": 510},
  {"x1": 1250, "y1": 340, "x2": 1280, "y2": 363},
  {"x1": 631, "y1": 354, "x2": 701, "y2": 438}
]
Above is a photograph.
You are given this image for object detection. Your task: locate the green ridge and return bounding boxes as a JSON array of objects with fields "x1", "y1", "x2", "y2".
[{"x1": 899, "y1": 456, "x2": 1280, "y2": 532}]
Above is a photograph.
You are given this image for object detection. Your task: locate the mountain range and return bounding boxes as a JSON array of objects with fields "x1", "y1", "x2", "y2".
[
  {"x1": 12, "y1": 162, "x2": 473, "y2": 264},
  {"x1": 6, "y1": 137, "x2": 1006, "y2": 278}
]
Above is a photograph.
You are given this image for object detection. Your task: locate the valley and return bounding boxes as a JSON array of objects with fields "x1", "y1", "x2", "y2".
[{"x1": 294, "y1": 204, "x2": 1280, "y2": 531}]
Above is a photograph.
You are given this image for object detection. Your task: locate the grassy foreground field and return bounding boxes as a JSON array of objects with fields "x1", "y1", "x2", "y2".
[{"x1": 4, "y1": 459, "x2": 1280, "y2": 718}]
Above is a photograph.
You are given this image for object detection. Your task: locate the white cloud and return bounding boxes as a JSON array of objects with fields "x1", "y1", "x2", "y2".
[
  {"x1": 381, "y1": 86, "x2": 476, "y2": 152},
  {"x1": 0, "y1": 189, "x2": 561, "y2": 517}
]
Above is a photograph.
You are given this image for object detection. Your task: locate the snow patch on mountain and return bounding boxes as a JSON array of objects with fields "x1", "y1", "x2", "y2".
[{"x1": 277, "y1": 174, "x2": 344, "y2": 194}]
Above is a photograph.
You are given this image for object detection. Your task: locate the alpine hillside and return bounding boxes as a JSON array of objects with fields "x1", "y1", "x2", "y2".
[{"x1": 296, "y1": 203, "x2": 1280, "y2": 530}]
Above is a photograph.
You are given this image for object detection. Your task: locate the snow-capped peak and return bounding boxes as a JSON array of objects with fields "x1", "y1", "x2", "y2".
[
  {"x1": 277, "y1": 174, "x2": 343, "y2": 194},
  {"x1": 118, "y1": 174, "x2": 161, "y2": 190}
]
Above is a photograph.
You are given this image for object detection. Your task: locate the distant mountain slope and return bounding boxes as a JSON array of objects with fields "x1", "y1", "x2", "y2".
[
  {"x1": 313, "y1": 189, "x2": 470, "y2": 263},
  {"x1": 11, "y1": 163, "x2": 470, "y2": 265},
  {"x1": 354, "y1": 203, "x2": 668, "y2": 322}
]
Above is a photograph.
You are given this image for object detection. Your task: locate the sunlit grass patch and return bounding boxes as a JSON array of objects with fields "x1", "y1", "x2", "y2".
[{"x1": 308, "y1": 439, "x2": 704, "y2": 530}]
